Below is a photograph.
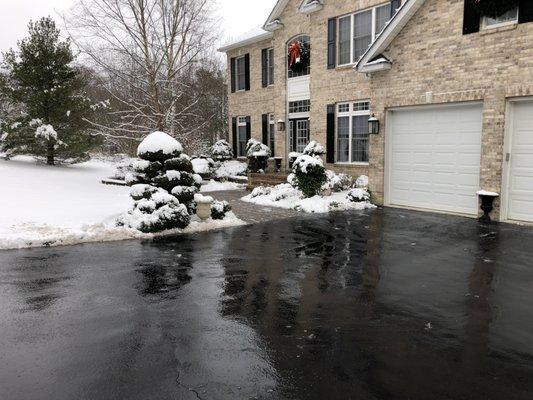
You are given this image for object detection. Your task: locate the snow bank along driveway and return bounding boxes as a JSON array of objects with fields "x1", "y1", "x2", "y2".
[{"x1": 0, "y1": 157, "x2": 245, "y2": 250}]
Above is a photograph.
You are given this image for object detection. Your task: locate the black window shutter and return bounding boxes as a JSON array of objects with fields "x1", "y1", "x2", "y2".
[
  {"x1": 244, "y1": 54, "x2": 250, "y2": 91},
  {"x1": 232, "y1": 117, "x2": 237, "y2": 157},
  {"x1": 230, "y1": 57, "x2": 236, "y2": 93},
  {"x1": 463, "y1": 0, "x2": 480, "y2": 35},
  {"x1": 261, "y1": 49, "x2": 268, "y2": 88},
  {"x1": 262, "y1": 114, "x2": 268, "y2": 144},
  {"x1": 326, "y1": 104, "x2": 335, "y2": 164},
  {"x1": 245, "y1": 116, "x2": 251, "y2": 142},
  {"x1": 519, "y1": 0, "x2": 533, "y2": 24},
  {"x1": 327, "y1": 18, "x2": 336, "y2": 70},
  {"x1": 390, "y1": 0, "x2": 401, "y2": 17}
]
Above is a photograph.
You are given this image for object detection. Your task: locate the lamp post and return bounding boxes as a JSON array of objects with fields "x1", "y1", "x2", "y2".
[{"x1": 277, "y1": 119, "x2": 286, "y2": 132}]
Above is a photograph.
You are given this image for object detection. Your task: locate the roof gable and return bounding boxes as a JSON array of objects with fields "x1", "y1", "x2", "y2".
[
  {"x1": 355, "y1": 0, "x2": 427, "y2": 73},
  {"x1": 264, "y1": 0, "x2": 323, "y2": 31}
]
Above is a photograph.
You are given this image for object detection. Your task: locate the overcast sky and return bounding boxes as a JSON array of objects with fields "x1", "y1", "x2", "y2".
[{"x1": 0, "y1": 0, "x2": 277, "y2": 53}]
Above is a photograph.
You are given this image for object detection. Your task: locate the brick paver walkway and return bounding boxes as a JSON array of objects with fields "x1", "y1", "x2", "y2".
[{"x1": 207, "y1": 190, "x2": 301, "y2": 224}]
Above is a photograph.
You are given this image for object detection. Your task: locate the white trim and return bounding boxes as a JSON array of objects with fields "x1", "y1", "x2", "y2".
[
  {"x1": 356, "y1": 0, "x2": 427, "y2": 73},
  {"x1": 501, "y1": 96, "x2": 533, "y2": 223},
  {"x1": 218, "y1": 30, "x2": 273, "y2": 52}
]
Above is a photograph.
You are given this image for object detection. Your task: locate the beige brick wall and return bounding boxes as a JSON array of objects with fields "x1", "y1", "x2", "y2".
[
  {"x1": 226, "y1": 0, "x2": 533, "y2": 219},
  {"x1": 368, "y1": 0, "x2": 533, "y2": 218}
]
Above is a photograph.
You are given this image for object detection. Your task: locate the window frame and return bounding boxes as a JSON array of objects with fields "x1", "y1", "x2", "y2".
[
  {"x1": 336, "y1": 2, "x2": 392, "y2": 67},
  {"x1": 237, "y1": 116, "x2": 248, "y2": 157},
  {"x1": 481, "y1": 7, "x2": 519, "y2": 30},
  {"x1": 335, "y1": 101, "x2": 370, "y2": 165},
  {"x1": 234, "y1": 55, "x2": 246, "y2": 92}
]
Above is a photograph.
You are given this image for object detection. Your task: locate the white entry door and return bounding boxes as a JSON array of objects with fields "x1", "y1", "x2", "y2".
[
  {"x1": 506, "y1": 101, "x2": 533, "y2": 223},
  {"x1": 387, "y1": 103, "x2": 483, "y2": 215}
]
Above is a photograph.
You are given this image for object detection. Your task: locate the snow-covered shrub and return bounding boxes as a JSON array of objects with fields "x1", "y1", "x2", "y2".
[
  {"x1": 250, "y1": 186, "x2": 272, "y2": 198},
  {"x1": 355, "y1": 175, "x2": 369, "y2": 189},
  {"x1": 211, "y1": 139, "x2": 233, "y2": 161},
  {"x1": 291, "y1": 155, "x2": 327, "y2": 198},
  {"x1": 214, "y1": 160, "x2": 247, "y2": 179},
  {"x1": 123, "y1": 132, "x2": 198, "y2": 232},
  {"x1": 211, "y1": 200, "x2": 232, "y2": 220},
  {"x1": 137, "y1": 131, "x2": 183, "y2": 162},
  {"x1": 303, "y1": 141, "x2": 326, "y2": 157},
  {"x1": 347, "y1": 188, "x2": 371, "y2": 203},
  {"x1": 191, "y1": 156, "x2": 215, "y2": 178},
  {"x1": 164, "y1": 154, "x2": 194, "y2": 173},
  {"x1": 321, "y1": 170, "x2": 353, "y2": 193},
  {"x1": 246, "y1": 139, "x2": 271, "y2": 173}
]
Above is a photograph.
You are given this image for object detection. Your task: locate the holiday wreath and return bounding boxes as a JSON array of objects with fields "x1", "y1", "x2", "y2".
[
  {"x1": 470, "y1": 0, "x2": 519, "y2": 19},
  {"x1": 287, "y1": 40, "x2": 310, "y2": 74}
]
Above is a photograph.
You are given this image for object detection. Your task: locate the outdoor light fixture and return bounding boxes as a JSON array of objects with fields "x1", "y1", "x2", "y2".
[
  {"x1": 277, "y1": 119, "x2": 286, "y2": 131},
  {"x1": 368, "y1": 114, "x2": 380, "y2": 135}
]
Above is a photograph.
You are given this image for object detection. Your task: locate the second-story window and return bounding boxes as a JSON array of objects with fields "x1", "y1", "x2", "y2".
[
  {"x1": 287, "y1": 35, "x2": 311, "y2": 78},
  {"x1": 262, "y1": 48, "x2": 275, "y2": 87},
  {"x1": 338, "y1": 3, "x2": 392, "y2": 66},
  {"x1": 235, "y1": 56, "x2": 246, "y2": 91},
  {"x1": 482, "y1": 7, "x2": 518, "y2": 28}
]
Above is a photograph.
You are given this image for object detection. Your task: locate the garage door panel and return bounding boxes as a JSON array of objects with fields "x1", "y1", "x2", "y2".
[
  {"x1": 388, "y1": 104, "x2": 482, "y2": 215},
  {"x1": 507, "y1": 101, "x2": 533, "y2": 223}
]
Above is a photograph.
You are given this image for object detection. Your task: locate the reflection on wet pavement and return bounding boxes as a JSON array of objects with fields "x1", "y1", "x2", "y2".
[{"x1": 1, "y1": 207, "x2": 533, "y2": 400}]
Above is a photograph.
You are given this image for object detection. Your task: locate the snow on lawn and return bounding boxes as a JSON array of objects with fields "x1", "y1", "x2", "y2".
[
  {"x1": 241, "y1": 183, "x2": 376, "y2": 214},
  {"x1": 200, "y1": 180, "x2": 246, "y2": 192},
  {"x1": 214, "y1": 160, "x2": 247, "y2": 179},
  {"x1": 0, "y1": 156, "x2": 245, "y2": 250}
]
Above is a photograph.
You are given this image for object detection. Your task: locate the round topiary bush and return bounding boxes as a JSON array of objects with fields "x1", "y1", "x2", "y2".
[
  {"x1": 246, "y1": 139, "x2": 271, "y2": 173},
  {"x1": 136, "y1": 131, "x2": 183, "y2": 162},
  {"x1": 291, "y1": 154, "x2": 327, "y2": 198},
  {"x1": 211, "y1": 200, "x2": 232, "y2": 220},
  {"x1": 211, "y1": 139, "x2": 233, "y2": 161}
]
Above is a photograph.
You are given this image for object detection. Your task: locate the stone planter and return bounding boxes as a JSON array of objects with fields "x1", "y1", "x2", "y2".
[
  {"x1": 194, "y1": 194, "x2": 213, "y2": 221},
  {"x1": 477, "y1": 190, "x2": 499, "y2": 223},
  {"x1": 274, "y1": 157, "x2": 283, "y2": 173}
]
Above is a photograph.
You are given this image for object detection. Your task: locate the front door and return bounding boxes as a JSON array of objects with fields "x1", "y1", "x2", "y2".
[{"x1": 289, "y1": 118, "x2": 310, "y2": 153}]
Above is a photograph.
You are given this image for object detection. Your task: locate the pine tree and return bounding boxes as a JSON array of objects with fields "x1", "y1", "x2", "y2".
[{"x1": 0, "y1": 17, "x2": 101, "y2": 165}]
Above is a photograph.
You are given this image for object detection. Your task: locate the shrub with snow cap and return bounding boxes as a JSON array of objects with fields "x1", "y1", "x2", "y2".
[
  {"x1": 211, "y1": 200, "x2": 232, "y2": 220},
  {"x1": 191, "y1": 156, "x2": 215, "y2": 178},
  {"x1": 246, "y1": 138, "x2": 271, "y2": 173},
  {"x1": 303, "y1": 141, "x2": 326, "y2": 157},
  {"x1": 291, "y1": 154, "x2": 327, "y2": 198},
  {"x1": 347, "y1": 188, "x2": 371, "y2": 203},
  {"x1": 355, "y1": 175, "x2": 369, "y2": 189},
  {"x1": 211, "y1": 139, "x2": 233, "y2": 161},
  {"x1": 137, "y1": 131, "x2": 183, "y2": 162},
  {"x1": 214, "y1": 160, "x2": 247, "y2": 179},
  {"x1": 322, "y1": 170, "x2": 353, "y2": 193}
]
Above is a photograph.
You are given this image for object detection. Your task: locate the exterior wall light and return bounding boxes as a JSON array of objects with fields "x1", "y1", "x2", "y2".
[
  {"x1": 368, "y1": 114, "x2": 380, "y2": 135},
  {"x1": 277, "y1": 119, "x2": 286, "y2": 132}
]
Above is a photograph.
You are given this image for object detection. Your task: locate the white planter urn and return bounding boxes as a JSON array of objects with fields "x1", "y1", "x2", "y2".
[{"x1": 194, "y1": 194, "x2": 213, "y2": 221}]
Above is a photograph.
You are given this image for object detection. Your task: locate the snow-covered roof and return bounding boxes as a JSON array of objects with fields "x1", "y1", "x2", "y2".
[
  {"x1": 218, "y1": 27, "x2": 273, "y2": 53},
  {"x1": 264, "y1": 0, "x2": 324, "y2": 31},
  {"x1": 356, "y1": 0, "x2": 427, "y2": 73}
]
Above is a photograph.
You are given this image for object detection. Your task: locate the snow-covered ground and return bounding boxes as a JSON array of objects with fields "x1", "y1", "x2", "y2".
[
  {"x1": 200, "y1": 180, "x2": 246, "y2": 192},
  {"x1": 0, "y1": 156, "x2": 245, "y2": 250},
  {"x1": 242, "y1": 183, "x2": 376, "y2": 214}
]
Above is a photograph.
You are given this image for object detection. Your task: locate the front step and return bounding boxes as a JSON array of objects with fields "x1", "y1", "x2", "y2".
[{"x1": 247, "y1": 173, "x2": 289, "y2": 190}]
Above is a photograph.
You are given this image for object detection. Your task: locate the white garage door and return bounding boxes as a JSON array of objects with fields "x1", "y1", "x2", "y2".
[
  {"x1": 387, "y1": 103, "x2": 483, "y2": 215},
  {"x1": 507, "y1": 101, "x2": 533, "y2": 223}
]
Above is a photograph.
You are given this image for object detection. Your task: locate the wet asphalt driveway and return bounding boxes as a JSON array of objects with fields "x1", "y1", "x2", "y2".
[{"x1": 1, "y1": 208, "x2": 533, "y2": 400}]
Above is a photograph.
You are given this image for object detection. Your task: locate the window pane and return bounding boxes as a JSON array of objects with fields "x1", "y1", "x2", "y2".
[
  {"x1": 338, "y1": 16, "x2": 351, "y2": 65},
  {"x1": 484, "y1": 7, "x2": 518, "y2": 26},
  {"x1": 375, "y1": 4, "x2": 392, "y2": 35},
  {"x1": 268, "y1": 49, "x2": 274, "y2": 85},
  {"x1": 352, "y1": 115, "x2": 369, "y2": 162},
  {"x1": 288, "y1": 35, "x2": 310, "y2": 78},
  {"x1": 337, "y1": 116, "x2": 350, "y2": 162},
  {"x1": 238, "y1": 125, "x2": 247, "y2": 157},
  {"x1": 269, "y1": 115, "x2": 275, "y2": 154},
  {"x1": 353, "y1": 10, "x2": 372, "y2": 62},
  {"x1": 236, "y1": 57, "x2": 246, "y2": 90}
]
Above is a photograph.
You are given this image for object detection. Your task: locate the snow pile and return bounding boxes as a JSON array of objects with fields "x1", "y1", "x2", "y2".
[
  {"x1": 214, "y1": 160, "x2": 247, "y2": 179},
  {"x1": 136, "y1": 131, "x2": 183, "y2": 158},
  {"x1": 200, "y1": 180, "x2": 246, "y2": 192},
  {"x1": 242, "y1": 181, "x2": 375, "y2": 214},
  {"x1": 0, "y1": 155, "x2": 246, "y2": 250}
]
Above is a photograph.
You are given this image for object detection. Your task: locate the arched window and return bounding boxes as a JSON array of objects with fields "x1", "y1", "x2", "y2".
[{"x1": 287, "y1": 35, "x2": 310, "y2": 78}]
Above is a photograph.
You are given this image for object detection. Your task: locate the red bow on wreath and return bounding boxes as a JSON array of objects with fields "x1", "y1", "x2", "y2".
[{"x1": 288, "y1": 42, "x2": 301, "y2": 68}]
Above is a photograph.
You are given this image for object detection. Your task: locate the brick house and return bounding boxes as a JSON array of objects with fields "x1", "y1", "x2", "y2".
[{"x1": 218, "y1": 0, "x2": 533, "y2": 223}]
